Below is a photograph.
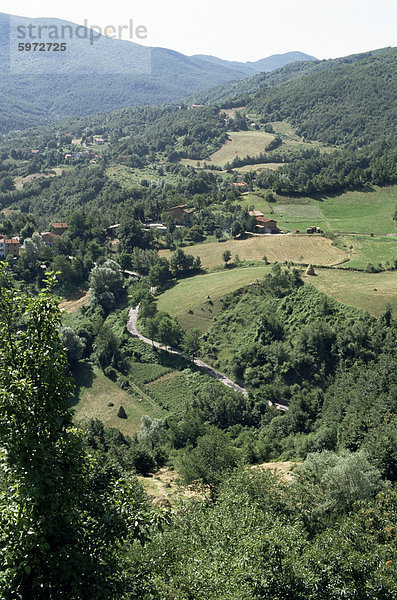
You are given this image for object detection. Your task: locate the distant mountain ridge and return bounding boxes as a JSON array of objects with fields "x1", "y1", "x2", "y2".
[
  {"x1": 192, "y1": 52, "x2": 317, "y2": 76},
  {"x1": 0, "y1": 12, "x2": 316, "y2": 133}
]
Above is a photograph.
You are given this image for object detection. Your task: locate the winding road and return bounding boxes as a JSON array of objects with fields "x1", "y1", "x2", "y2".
[{"x1": 126, "y1": 305, "x2": 249, "y2": 397}]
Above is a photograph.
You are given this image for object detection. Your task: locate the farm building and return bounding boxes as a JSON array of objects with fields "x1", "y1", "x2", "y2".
[
  {"x1": 255, "y1": 217, "x2": 279, "y2": 234},
  {"x1": 166, "y1": 204, "x2": 194, "y2": 226},
  {"x1": 248, "y1": 210, "x2": 279, "y2": 234}
]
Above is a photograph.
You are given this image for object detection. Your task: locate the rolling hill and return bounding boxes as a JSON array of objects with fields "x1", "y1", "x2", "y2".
[{"x1": 193, "y1": 47, "x2": 397, "y2": 147}]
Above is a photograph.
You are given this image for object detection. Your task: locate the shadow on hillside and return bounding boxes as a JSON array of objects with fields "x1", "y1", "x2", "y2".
[
  {"x1": 313, "y1": 184, "x2": 375, "y2": 202},
  {"x1": 70, "y1": 361, "x2": 95, "y2": 407}
]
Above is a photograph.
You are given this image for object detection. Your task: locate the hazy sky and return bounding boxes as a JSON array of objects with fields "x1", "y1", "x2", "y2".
[{"x1": 2, "y1": 0, "x2": 396, "y2": 61}]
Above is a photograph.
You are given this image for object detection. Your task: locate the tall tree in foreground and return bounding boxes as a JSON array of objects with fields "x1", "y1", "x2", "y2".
[{"x1": 0, "y1": 266, "x2": 146, "y2": 599}]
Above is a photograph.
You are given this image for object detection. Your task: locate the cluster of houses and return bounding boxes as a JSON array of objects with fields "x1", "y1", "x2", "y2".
[{"x1": 0, "y1": 223, "x2": 69, "y2": 259}]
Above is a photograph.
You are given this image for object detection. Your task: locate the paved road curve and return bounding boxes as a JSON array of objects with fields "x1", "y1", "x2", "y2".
[{"x1": 126, "y1": 305, "x2": 249, "y2": 397}]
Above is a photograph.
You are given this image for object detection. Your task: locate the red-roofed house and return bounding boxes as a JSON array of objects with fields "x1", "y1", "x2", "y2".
[
  {"x1": 0, "y1": 236, "x2": 20, "y2": 257},
  {"x1": 51, "y1": 223, "x2": 68, "y2": 236},
  {"x1": 248, "y1": 210, "x2": 279, "y2": 233},
  {"x1": 255, "y1": 217, "x2": 279, "y2": 234},
  {"x1": 40, "y1": 232, "x2": 61, "y2": 248}
]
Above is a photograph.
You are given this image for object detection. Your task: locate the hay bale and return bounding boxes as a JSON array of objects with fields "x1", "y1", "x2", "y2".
[
  {"x1": 117, "y1": 405, "x2": 127, "y2": 419},
  {"x1": 305, "y1": 264, "x2": 316, "y2": 276}
]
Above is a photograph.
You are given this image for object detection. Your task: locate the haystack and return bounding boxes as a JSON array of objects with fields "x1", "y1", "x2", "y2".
[
  {"x1": 306, "y1": 264, "x2": 316, "y2": 276},
  {"x1": 117, "y1": 405, "x2": 127, "y2": 419}
]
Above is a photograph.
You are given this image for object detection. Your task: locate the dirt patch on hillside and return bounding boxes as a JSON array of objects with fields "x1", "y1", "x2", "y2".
[
  {"x1": 59, "y1": 290, "x2": 90, "y2": 314},
  {"x1": 252, "y1": 461, "x2": 299, "y2": 482},
  {"x1": 139, "y1": 467, "x2": 203, "y2": 506}
]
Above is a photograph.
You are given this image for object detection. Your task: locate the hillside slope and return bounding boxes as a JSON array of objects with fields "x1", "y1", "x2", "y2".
[{"x1": 194, "y1": 47, "x2": 397, "y2": 147}]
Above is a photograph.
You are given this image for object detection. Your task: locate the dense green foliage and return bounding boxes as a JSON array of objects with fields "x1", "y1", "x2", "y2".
[
  {"x1": 0, "y1": 267, "x2": 152, "y2": 598},
  {"x1": 199, "y1": 265, "x2": 397, "y2": 470},
  {"x1": 246, "y1": 48, "x2": 397, "y2": 147},
  {"x1": 131, "y1": 468, "x2": 396, "y2": 599}
]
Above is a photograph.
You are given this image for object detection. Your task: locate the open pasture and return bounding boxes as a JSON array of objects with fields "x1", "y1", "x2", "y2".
[{"x1": 308, "y1": 268, "x2": 397, "y2": 317}]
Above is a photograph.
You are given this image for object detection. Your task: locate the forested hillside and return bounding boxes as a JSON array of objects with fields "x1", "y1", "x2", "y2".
[
  {"x1": 247, "y1": 48, "x2": 397, "y2": 147},
  {"x1": 196, "y1": 47, "x2": 397, "y2": 148}
]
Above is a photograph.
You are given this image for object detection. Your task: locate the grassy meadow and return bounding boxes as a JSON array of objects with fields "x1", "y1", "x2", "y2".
[
  {"x1": 307, "y1": 268, "x2": 397, "y2": 316},
  {"x1": 180, "y1": 130, "x2": 274, "y2": 168},
  {"x1": 72, "y1": 364, "x2": 165, "y2": 436},
  {"x1": 157, "y1": 265, "x2": 271, "y2": 331},
  {"x1": 106, "y1": 164, "x2": 180, "y2": 189},
  {"x1": 266, "y1": 187, "x2": 397, "y2": 234},
  {"x1": 342, "y1": 235, "x2": 397, "y2": 270},
  {"x1": 157, "y1": 265, "x2": 397, "y2": 334}
]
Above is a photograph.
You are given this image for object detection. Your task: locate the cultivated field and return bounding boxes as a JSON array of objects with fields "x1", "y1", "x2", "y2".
[
  {"x1": 234, "y1": 162, "x2": 284, "y2": 173},
  {"x1": 181, "y1": 131, "x2": 274, "y2": 168},
  {"x1": 161, "y1": 235, "x2": 347, "y2": 270}
]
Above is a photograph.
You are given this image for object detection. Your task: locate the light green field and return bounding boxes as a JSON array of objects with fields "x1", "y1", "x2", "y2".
[
  {"x1": 128, "y1": 362, "x2": 172, "y2": 385},
  {"x1": 251, "y1": 187, "x2": 397, "y2": 235},
  {"x1": 157, "y1": 265, "x2": 269, "y2": 331},
  {"x1": 106, "y1": 165, "x2": 179, "y2": 189},
  {"x1": 73, "y1": 364, "x2": 165, "y2": 436},
  {"x1": 161, "y1": 235, "x2": 347, "y2": 270},
  {"x1": 181, "y1": 130, "x2": 275, "y2": 168},
  {"x1": 342, "y1": 235, "x2": 397, "y2": 270},
  {"x1": 307, "y1": 268, "x2": 397, "y2": 317},
  {"x1": 147, "y1": 371, "x2": 197, "y2": 414},
  {"x1": 268, "y1": 121, "x2": 301, "y2": 139},
  {"x1": 241, "y1": 192, "x2": 274, "y2": 213}
]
